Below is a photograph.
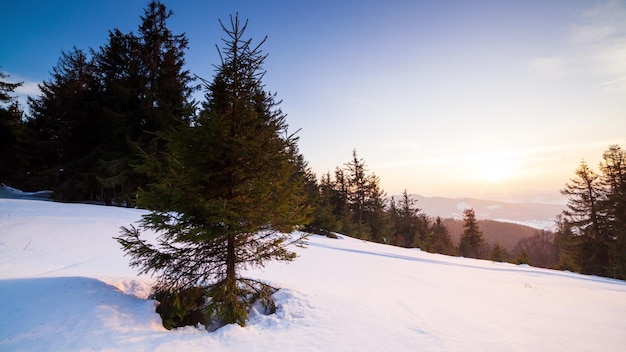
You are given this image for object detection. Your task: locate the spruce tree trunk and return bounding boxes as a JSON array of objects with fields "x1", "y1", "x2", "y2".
[
  {"x1": 225, "y1": 232, "x2": 238, "y2": 322},
  {"x1": 226, "y1": 233, "x2": 236, "y2": 287}
]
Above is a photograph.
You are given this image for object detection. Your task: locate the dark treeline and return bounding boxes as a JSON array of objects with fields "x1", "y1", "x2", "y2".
[
  {"x1": 1, "y1": 0, "x2": 624, "y2": 285},
  {"x1": 1, "y1": 1, "x2": 195, "y2": 205},
  {"x1": 305, "y1": 149, "x2": 454, "y2": 254},
  {"x1": 304, "y1": 154, "x2": 555, "y2": 266}
]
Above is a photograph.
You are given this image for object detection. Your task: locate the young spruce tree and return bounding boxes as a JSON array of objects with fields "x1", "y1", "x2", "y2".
[{"x1": 116, "y1": 15, "x2": 309, "y2": 329}]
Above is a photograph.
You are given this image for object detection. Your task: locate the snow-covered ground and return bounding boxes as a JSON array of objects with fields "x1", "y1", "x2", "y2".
[
  {"x1": 0, "y1": 184, "x2": 52, "y2": 201},
  {"x1": 1, "y1": 197, "x2": 625, "y2": 351}
]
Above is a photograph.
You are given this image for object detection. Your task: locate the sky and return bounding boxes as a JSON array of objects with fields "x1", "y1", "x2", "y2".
[{"x1": 2, "y1": 0, "x2": 625, "y2": 202}]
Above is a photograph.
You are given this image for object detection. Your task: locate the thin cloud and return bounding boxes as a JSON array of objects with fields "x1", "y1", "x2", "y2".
[
  {"x1": 528, "y1": 1, "x2": 626, "y2": 92},
  {"x1": 593, "y1": 42, "x2": 626, "y2": 93},
  {"x1": 14, "y1": 81, "x2": 41, "y2": 96},
  {"x1": 529, "y1": 57, "x2": 567, "y2": 79},
  {"x1": 574, "y1": 0, "x2": 626, "y2": 92},
  {"x1": 372, "y1": 140, "x2": 625, "y2": 169},
  {"x1": 570, "y1": 25, "x2": 616, "y2": 44},
  {"x1": 513, "y1": 140, "x2": 625, "y2": 156},
  {"x1": 380, "y1": 140, "x2": 422, "y2": 153}
]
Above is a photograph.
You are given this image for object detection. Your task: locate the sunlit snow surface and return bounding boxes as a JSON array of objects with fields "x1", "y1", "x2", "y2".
[{"x1": 1, "y1": 198, "x2": 625, "y2": 351}]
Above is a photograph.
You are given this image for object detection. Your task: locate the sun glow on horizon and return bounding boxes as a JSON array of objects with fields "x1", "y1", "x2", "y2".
[
  {"x1": 482, "y1": 163, "x2": 512, "y2": 184},
  {"x1": 472, "y1": 156, "x2": 521, "y2": 188}
]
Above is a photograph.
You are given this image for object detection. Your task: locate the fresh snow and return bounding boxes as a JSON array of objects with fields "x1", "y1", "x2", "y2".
[{"x1": 1, "y1": 197, "x2": 626, "y2": 351}]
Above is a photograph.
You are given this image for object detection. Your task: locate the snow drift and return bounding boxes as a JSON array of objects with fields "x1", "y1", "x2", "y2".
[{"x1": 1, "y1": 198, "x2": 625, "y2": 351}]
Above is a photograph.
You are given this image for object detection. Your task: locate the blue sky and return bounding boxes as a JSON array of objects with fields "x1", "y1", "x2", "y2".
[{"x1": 2, "y1": 0, "x2": 625, "y2": 201}]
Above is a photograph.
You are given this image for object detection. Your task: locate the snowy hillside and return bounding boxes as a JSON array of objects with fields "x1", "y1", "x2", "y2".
[{"x1": 1, "y1": 198, "x2": 625, "y2": 351}]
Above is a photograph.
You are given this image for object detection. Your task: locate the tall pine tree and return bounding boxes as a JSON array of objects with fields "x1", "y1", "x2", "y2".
[
  {"x1": 27, "y1": 48, "x2": 103, "y2": 200},
  {"x1": 95, "y1": 1, "x2": 195, "y2": 205},
  {"x1": 0, "y1": 70, "x2": 24, "y2": 185},
  {"x1": 561, "y1": 160, "x2": 610, "y2": 276},
  {"x1": 116, "y1": 14, "x2": 309, "y2": 329},
  {"x1": 559, "y1": 146, "x2": 626, "y2": 279},
  {"x1": 599, "y1": 145, "x2": 626, "y2": 278}
]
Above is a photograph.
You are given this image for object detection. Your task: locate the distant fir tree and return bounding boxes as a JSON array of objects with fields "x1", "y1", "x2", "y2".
[
  {"x1": 307, "y1": 171, "x2": 341, "y2": 234},
  {"x1": 514, "y1": 251, "x2": 530, "y2": 265},
  {"x1": 458, "y1": 208, "x2": 485, "y2": 258},
  {"x1": 338, "y1": 149, "x2": 389, "y2": 240},
  {"x1": 363, "y1": 173, "x2": 389, "y2": 243},
  {"x1": 489, "y1": 243, "x2": 509, "y2": 263},
  {"x1": 553, "y1": 214, "x2": 581, "y2": 272},
  {"x1": 333, "y1": 167, "x2": 353, "y2": 233},
  {"x1": 390, "y1": 190, "x2": 422, "y2": 247},
  {"x1": 512, "y1": 230, "x2": 558, "y2": 268},
  {"x1": 116, "y1": 14, "x2": 309, "y2": 330},
  {"x1": 345, "y1": 149, "x2": 371, "y2": 238},
  {"x1": 429, "y1": 216, "x2": 455, "y2": 255}
]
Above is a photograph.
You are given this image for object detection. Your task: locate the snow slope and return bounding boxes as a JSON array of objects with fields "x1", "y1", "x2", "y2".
[{"x1": 1, "y1": 198, "x2": 625, "y2": 351}]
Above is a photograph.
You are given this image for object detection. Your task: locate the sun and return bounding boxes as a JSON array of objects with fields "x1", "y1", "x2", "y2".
[
  {"x1": 484, "y1": 164, "x2": 510, "y2": 183},
  {"x1": 466, "y1": 152, "x2": 522, "y2": 188},
  {"x1": 478, "y1": 158, "x2": 518, "y2": 185}
]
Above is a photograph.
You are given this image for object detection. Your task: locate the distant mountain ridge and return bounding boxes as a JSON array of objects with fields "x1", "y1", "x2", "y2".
[
  {"x1": 404, "y1": 194, "x2": 565, "y2": 230},
  {"x1": 442, "y1": 218, "x2": 540, "y2": 252}
]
